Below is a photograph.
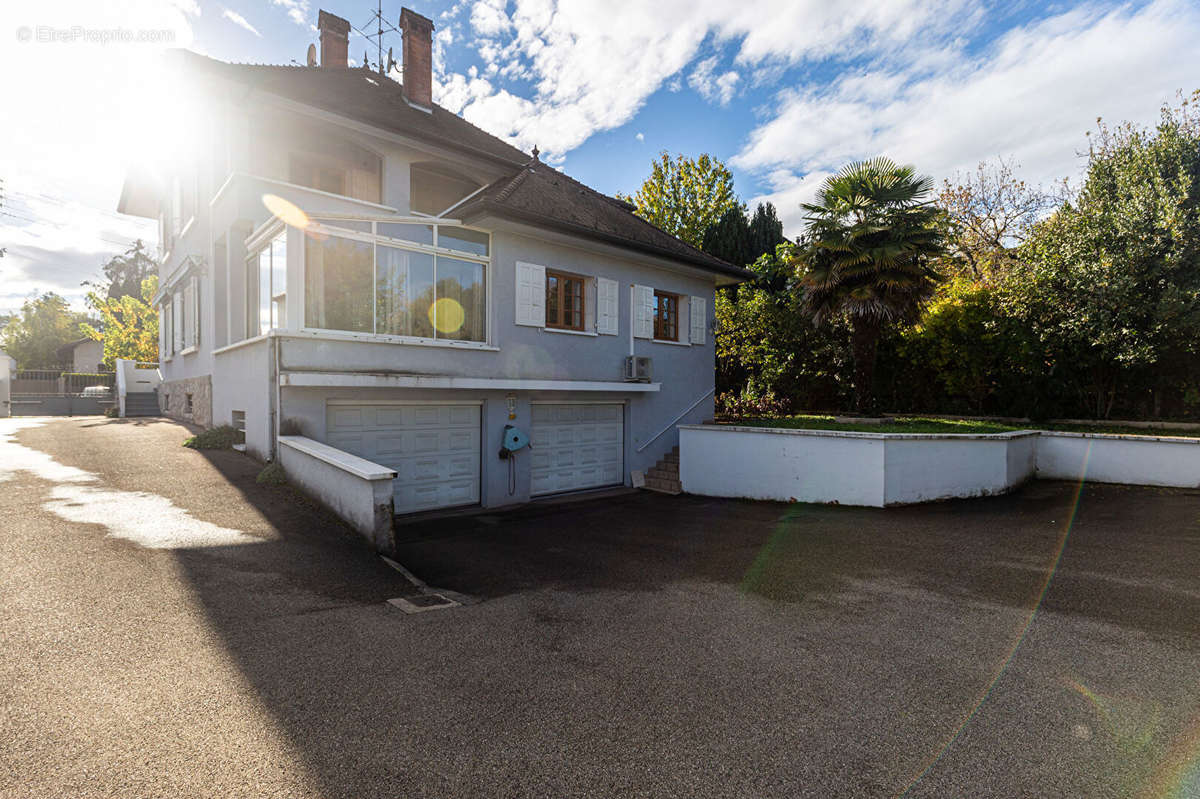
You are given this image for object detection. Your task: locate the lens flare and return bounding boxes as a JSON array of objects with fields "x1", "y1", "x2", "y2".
[
  {"x1": 895, "y1": 440, "x2": 1094, "y2": 797},
  {"x1": 261, "y1": 194, "x2": 310, "y2": 229},
  {"x1": 1140, "y1": 711, "x2": 1200, "y2": 799},
  {"x1": 429, "y1": 297, "x2": 465, "y2": 334}
]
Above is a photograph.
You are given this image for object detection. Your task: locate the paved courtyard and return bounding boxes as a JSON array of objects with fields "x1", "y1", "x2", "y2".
[{"x1": 2, "y1": 416, "x2": 1199, "y2": 798}]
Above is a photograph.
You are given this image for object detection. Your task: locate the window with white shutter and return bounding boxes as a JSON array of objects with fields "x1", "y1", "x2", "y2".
[
  {"x1": 514, "y1": 261, "x2": 546, "y2": 327},
  {"x1": 185, "y1": 276, "x2": 199, "y2": 350},
  {"x1": 596, "y1": 277, "x2": 619, "y2": 335},
  {"x1": 172, "y1": 292, "x2": 185, "y2": 354},
  {"x1": 633, "y1": 284, "x2": 654, "y2": 339},
  {"x1": 689, "y1": 296, "x2": 706, "y2": 344},
  {"x1": 159, "y1": 303, "x2": 170, "y2": 360}
]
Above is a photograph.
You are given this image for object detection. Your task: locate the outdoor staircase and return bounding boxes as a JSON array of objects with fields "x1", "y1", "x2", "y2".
[
  {"x1": 644, "y1": 446, "x2": 682, "y2": 495},
  {"x1": 124, "y1": 391, "x2": 160, "y2": 417}
]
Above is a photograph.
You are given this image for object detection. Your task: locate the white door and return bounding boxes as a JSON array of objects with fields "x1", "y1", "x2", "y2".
[
  {"x1": 326, "y1": 403, "x2": 481, "y2": 514},
  {"x1": 530, "y1": 403, "x2": 624, "y2": 496}
]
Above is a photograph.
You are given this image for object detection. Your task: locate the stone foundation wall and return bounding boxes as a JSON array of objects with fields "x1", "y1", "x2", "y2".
[{"x1": 160, "y1": 375, "x2": 213, "y2": 429}]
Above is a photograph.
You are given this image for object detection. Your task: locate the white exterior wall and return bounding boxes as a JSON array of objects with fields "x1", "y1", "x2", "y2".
[
  {"x1": 1036, "y1": 432, "x2": 1200, "y2": 487},
  {"x1": 212, "y1": 338, "x2": 273, "y2": 460},
  {"x1": 679, "y1": 426, "x2": 1040, "y2": 507}
]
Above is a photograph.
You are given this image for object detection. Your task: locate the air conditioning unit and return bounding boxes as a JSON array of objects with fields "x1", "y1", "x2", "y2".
[{"x1": 624, "y1": 355, "x2": 652, "y2": 383}]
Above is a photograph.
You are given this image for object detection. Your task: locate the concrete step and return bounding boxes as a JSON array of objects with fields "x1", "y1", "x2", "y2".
[
  {"x1": 647, "y1": 466, "x2": 678, "y2": 481},
  {"x1": 662, "y1": 452, "x2": 679, "y2": 464},
  {"x1": 643, "y1": 477, "x2": 681, "y2": 495}
]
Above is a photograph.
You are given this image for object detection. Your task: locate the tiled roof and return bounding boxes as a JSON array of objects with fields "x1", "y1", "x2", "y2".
[
  {"x1": 176, "y1": 51, "x2": 749, "y2": 281},
  {"x1": 455, "y1": 161, "x2": 751, "y2": 280}
]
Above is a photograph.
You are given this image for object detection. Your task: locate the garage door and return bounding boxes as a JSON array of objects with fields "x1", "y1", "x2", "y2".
[
  {"x1": 530, "y1": 403, "x2": 624, "y2": 496},
  {"x1": 326, "y1": 403, "x2": 480, "y2": 515}
]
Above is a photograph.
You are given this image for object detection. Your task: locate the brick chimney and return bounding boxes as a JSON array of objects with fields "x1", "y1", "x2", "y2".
[
  {"x1": 317, "y1": 10, "x2": 350, "y2": 69},
  {"x1": 399, "y1": 7, "x2": 435, "y2": 109}
]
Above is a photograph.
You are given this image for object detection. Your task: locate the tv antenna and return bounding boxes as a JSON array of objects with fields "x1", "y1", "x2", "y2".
[{"x1": 351, "y1": 0, "x2": 399, "y2": 75}]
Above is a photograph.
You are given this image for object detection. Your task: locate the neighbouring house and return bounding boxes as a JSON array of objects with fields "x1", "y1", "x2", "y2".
[
  {"x1": 0, "y1": 349, "x2": 15, "y2": 378},
  {"x1": 116, "y1": 7, "x2": 748, "y2": 521},
  {"x1": 54, "y1": 338, "x2": 104, "y2": 374}
]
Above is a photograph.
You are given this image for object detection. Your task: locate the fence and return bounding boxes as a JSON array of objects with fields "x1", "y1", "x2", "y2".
[
  {"x1": 8, "y1": 368, "x2": 117, "y2": 417},
  {"x1": 11, "y1": 369, "x2": 115, "y2": 396}
]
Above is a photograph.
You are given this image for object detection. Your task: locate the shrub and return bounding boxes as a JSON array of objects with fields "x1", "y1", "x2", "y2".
[
  {"x1": 183, "y1": 425, "x2": 241, "y2": 450},
  {"x1": 256, "y1": 462, "x2": 287, "y2": 485}
]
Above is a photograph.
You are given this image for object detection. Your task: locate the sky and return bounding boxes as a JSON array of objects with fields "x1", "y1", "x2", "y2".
[{"x1": 2, "y1": 0, "x2": 1198, "y2": 314}]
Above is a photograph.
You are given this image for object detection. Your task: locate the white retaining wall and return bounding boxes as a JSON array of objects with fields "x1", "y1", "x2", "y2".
[
  {"x1": 679, "y1": 425, "x2": 1040, "y2": 507},
  {"x1": 1035, "y1": 431, "x2": 1200, "y2": 488},
  {"x1": 278, "y1": 435, "x2": 397, "y2": 551}
]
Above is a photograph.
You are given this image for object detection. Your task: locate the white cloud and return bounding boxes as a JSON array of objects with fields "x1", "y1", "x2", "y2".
[
  {"x1": 269, "y1": 0, "x2": 309, "y2": 27},
  {"x1": 735, "y1": 0, "x2": 1200, "y2": 234},
  {"x1": 688, "y1": 56, "x2": 739, "y2": 106},
  {"x1": 221, "y1": 9, "x2": 261, "y2": 37},
  {"x1": 636, "y1": 132, "x2": 644, "y2": 142},
  {"x1": 438, "y1": 0, "x2": 970, "y2": 161}
]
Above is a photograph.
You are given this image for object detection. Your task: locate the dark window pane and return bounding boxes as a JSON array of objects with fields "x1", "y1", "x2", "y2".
[
  {"x1": 435, "y1": 256, "x2": 486, "y2": 342},
  {"x1": 438, "y1": 227, "x2": 489, "y2": 256},
  {"x1": 377, "y1": 223, "x2": 434, "y2": 246},
  {"x1": 377, "y1": 245, "x2": 434, "y2": 338},
  {"x1": 305, "y1": 235, "x2": 373, "y2": 332}
]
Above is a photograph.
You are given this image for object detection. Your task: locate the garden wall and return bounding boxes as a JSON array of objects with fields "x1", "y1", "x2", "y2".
[
  {"x1": 1035, "y1": 431, "x2": 1200, "y2": 488},
  {"x1": 678, "y1": 425, "x2": 1039, "y2": 507}
]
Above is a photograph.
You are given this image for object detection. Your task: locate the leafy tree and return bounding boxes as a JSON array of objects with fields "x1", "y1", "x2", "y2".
[
  {"x1": 716, "y1": 243, "x2": 853, "y2": 413},
  {"x1": 938, "y1": 159, "x2": 1058, "y2": 282},
  {"x1": 86, "y1": 239, "x2": 158, "y2": 299},
  {"x1": 81, "y1": 276, "x2": 159, "y2": 368},
  {"x1": 793, "y1": 158, "x2": 945, "y2": 413},
  {"x1": 1008, "y1": 92, "x2": 1200, "y2": 418},
  {"x1": 622, "y1": 152, "x2": 738, "y2": 247},
  {"x1": 0, "y1": 292, "x2": 91, "y2": 369},
  {"x1": 748, "y1": 202, "x2": 787, "y2": 261},
  {"x1": 701, "y1": 205, "x2": 752, "y2": 267}
]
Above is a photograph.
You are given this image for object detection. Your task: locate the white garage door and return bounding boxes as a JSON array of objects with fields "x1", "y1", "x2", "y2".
[
  {"x1": 530, "y1": 403, "x2": 624, "y2": 496},
  {"x1": 326, "y1": 403, "x2": 480, "y2": 515}
]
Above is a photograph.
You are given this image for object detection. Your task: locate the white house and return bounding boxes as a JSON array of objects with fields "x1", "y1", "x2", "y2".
[{"x1": 117, "y1": 8, "x2": 748, "y2": 528}]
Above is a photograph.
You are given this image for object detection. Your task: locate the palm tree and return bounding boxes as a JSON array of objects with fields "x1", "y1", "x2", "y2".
[{"x1": 793, "y1": 158, "x2": 945, "y2": 414}]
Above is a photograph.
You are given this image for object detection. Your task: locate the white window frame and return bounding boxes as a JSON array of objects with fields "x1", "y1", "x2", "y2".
[{"x1": 287, "y1": 217, "x2": 493, "y2": 348}]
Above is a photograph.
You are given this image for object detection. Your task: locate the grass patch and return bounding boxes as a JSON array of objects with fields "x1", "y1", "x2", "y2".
[
  {"x1": 183, "y1": 425, "x2": 241, "y2": 450},
  {"x1": 720, "y1": 415, "x2": 1020, "y2": 435},
  {"x1": 255, "y1": 462, "x2": 287, "y2": 485},
  {"x1": 719, "y1": 414, "x2": 1200, "y2": 438},
  {"x1": 1037, "y1": 422, "x2": 1200, "y2": 438}
]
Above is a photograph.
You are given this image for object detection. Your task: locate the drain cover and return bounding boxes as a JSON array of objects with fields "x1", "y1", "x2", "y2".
[{"x1": 387, "y1": 593, "x2": 460, "y2": 614}]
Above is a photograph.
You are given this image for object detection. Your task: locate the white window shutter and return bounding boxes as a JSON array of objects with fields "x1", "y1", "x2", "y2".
[
  {"x1": 689, "y1": 296, "x2": 706, "y2": 344},
  {"x1": 514, "y1": 261, "x2": 546, "y2": 327},
  {"x1": 633, "y1": 284, "x2": 654, "y2": 339},
  {"x1": 159, "y1": 305, "x2": 167, "y2": 360},
  {"x1": 585, "y1": 277, "x2": 596, "y2": 332},
  {"x1": 173, "y1": 292, "x2": 185, "y2": 353},
  {"x1": 596, "y1": 277, "x2": 619, "y2": 335},
  {"x1": 186, "y1": 276, "x2": 200, "y2": 349}
]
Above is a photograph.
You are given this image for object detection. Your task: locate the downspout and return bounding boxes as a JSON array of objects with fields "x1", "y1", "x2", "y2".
[{"x1": 270, "y1": 332, "x2": 281, "y2": 462}]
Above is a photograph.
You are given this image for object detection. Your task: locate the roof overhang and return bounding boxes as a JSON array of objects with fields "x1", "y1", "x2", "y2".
[
  {"x1": 464, "y1": 210, "x2": 753, "y2": 286},
  {"x1": 117, "y1": 166, "x2": 162, "y2": 219},
  {"x1": 461, "y1": 203, "x2": 752, "y2": 285}
]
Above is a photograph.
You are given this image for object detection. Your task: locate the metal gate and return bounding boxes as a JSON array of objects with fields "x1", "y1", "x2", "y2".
[{"x1": 8, "y1": 369, "x2": 116, "y2": 416}]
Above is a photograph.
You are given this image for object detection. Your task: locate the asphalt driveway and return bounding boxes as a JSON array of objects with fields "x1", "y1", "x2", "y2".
[{"x1": 2, "y1": 416, "x2": 1199, "y2": 798}]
